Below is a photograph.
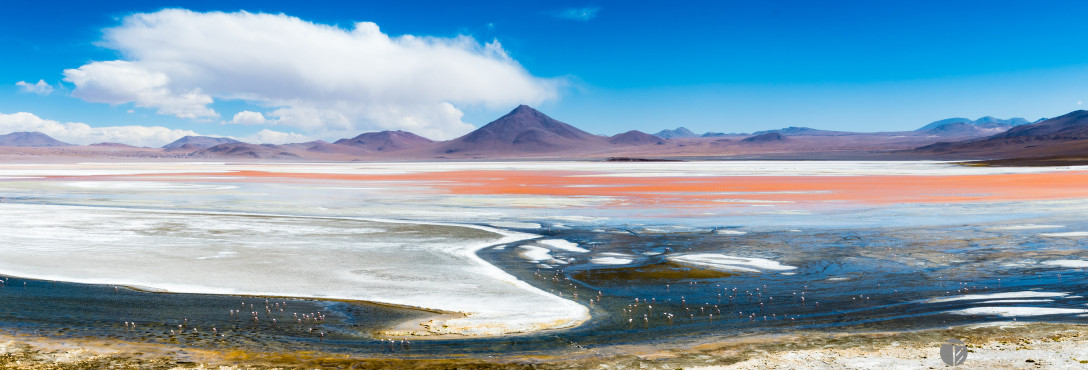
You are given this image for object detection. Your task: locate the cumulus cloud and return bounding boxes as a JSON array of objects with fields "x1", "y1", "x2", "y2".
[
  {"x1": 15, "y1": 80, "x2": 54, "y2": 95},
  {"x1": 230, "y1": 110, "x2": 266, "y2": 125},
  {"x1": 64, "y1": 61, "x2": 217, "y2": 119},
  {"x1": 553, "y1": 7, "x2": 601, "y2": 21},
  {"x1": 61, "y1": 9, "x2": 559, "y2": 139},
  {"x1": 241, "y1": 129, "x2": 313, "y2": 145},
  {"x1": 0, "y1": 111, "x2": 201, "y2": 147}
]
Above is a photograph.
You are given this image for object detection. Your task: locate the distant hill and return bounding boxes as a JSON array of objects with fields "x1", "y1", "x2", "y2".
[
  {"x1": 741, "y1": 132, "x2": 786, "y2": 143},
  {"x1": 433, "y1": 105, "x2": 608, "y2": 155},
  {"x1": 653, "y1": 127, "x2": 698, "y2": 139},
  {"x1": 162, "y1": 136, "x2": 240, "y2": 150},
  {"x1": 752, "y1": 127, "x2": 848, "y2": 136},
  {"x1": 0, "y1": 131, "x2": 70, "y2": 147},
  {"x1": 609, "y1": 130, "x2": 665, "y2": 145},
  {"x1": 190, "y1": 143, "x2": 301, "y2": 159},
  {"x1": 915, "y1": 110, "x2": 1088, "y2": 158},
  {"x1": 89, "y1": 142, "x2": 139, "y2": 148},
  {"x1": 976, "y1": 116, "x2": 1032, "y2": 127},
  {"x1": 333, "y1": 130, "x2": 435, "y2": 152},
  {"x1": 920, "y1": 122, "x2": 978, "y2": 136},
  {"x1": 279, "y1": 140, "x2": 362, "y2": 155},
  {"x1": 917, "y1": 116, "x2": 1029, "y2": 136}
]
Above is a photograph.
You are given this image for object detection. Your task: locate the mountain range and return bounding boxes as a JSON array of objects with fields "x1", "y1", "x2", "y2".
[
  {"x1": 915, "y1": 110, "x2": 1088, "y2": 161},
  {"x1": 1, "y1": 106, "x2": 1084, "y2": 163},
  {"x1": 652, "y1": 116, "x2": 1031, "y2": 140},
  {"x1": 915, "y1": 116, "x2": 1031, "y2": 136}
]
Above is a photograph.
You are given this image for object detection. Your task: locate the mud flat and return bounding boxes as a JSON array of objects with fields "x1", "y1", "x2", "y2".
[
  {"x1": 3, "y1": 322, "x2": 1087, "y2": 368},
  {"x1": 687, "y1": 322, "x2": 1088, "y2": 369}
]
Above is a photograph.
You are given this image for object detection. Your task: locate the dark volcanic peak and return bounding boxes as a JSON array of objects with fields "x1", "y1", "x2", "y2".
[
  {"x1": 436, "y1": 105, "x2": 607, "y2": 154},
  {"x1": 609, "y1": 130, "x2": 665, "y2": 145},
  {"x1": 460, "y1": 105, "x2": 600, "y2": 144},
  {"x1": 333, "y1": 130, "x2": 434, "y2": 152},
  {"x1": 162, "y1": 135, "x2": 240, "y2": 149},
  {"x1": 741, "y1": 132, "x2": 786, "y2": 143},
  {"x1": 653, "y1": 127, "x2": 698, "y2": 139},
  {"x1": 0, "y1": 131, "x2": 70, "y2": 147}
]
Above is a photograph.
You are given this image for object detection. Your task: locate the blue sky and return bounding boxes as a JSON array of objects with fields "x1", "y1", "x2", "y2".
[{"x1": 2, "y1": 1, "x2": 1087, "y2": 145}]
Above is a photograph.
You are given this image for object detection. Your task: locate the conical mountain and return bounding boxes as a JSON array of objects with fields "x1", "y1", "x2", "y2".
[{"x1": 435, "y1": 105, "x2": 607, "y2": 155}]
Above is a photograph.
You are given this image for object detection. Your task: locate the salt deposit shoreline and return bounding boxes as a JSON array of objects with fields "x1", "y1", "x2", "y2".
[{"x1": 0, "y1": 203, "x2": 591, "y2": 338}]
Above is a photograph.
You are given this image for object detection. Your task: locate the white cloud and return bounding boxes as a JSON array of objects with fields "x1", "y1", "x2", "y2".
[
  {"x1": 230, "y1": 110, "x2": 266, "y2": 125},
  {"x1": 15, "y1": 80, "x2": 54, "y2": 95},
  {"x1": 64, "y1": 61, "x2": 217, "y2": 119},
  {"x1": 0, "y1": 111, "x2": 200, "y2": 147},
  {"x1": 61, "y1": 9, "x2": 559, "y2": 139},
  {"x1": 553, "y1": 7, "x2": 601, "y2": 21},
  {"x1": 241, "y1": 129, "x2": 312, "y2": 145}
]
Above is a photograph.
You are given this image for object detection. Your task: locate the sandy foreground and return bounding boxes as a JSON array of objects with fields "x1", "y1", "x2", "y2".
[{"x1": 2, "y1": 322, "x2": 1086, "y2": 369}]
